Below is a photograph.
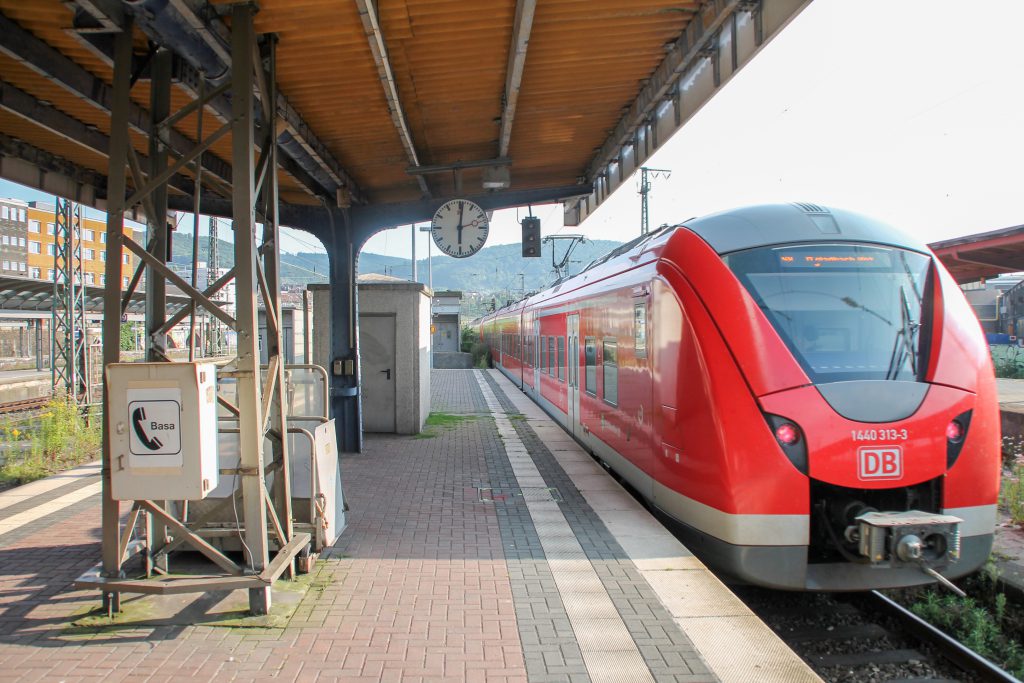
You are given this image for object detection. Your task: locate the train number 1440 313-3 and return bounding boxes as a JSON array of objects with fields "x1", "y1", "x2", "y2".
[{"x1": 851, "y1": 428, "x2": 908, "y2": 441}]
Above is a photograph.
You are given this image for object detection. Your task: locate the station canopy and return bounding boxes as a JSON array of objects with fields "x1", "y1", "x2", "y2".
[
  {"x1": 0, "y1": 0, "x2": 807, "y2": 228},
  {"x1": 929, "y1": 225, "x2": 1024, "y2": 284}
]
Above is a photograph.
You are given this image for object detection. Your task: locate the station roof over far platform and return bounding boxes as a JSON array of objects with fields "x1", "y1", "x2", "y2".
[
  {"x1": 0, "y1": 0, "x2": 808, "y2": 229},
  {"x1": 929, "y1": 224, "x2": 1024, "y2": 284},
  {"x1": 0, "y1": 274, "x2": 191, "y2": 318}
]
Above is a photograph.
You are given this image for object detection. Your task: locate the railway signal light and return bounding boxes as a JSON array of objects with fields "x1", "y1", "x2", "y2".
[{"x1": 522, "y1": 216, "x2": 541, "y2": 258}]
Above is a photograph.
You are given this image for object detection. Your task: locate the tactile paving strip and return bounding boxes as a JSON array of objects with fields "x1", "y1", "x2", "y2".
[
  {"x1": 485, "y1": 370, "x2": 821, "y2": 683},
  {"x1": 475, "y1": 371, "x2": 657, "y2": 683}
]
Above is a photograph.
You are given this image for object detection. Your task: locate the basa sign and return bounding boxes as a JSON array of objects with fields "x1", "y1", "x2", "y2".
[{"x1": 126, "y1": 387, "x2": 183, "y2": 467}]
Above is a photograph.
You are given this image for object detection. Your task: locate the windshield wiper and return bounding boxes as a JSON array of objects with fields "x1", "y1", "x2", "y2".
[{"x1": 885, "y1": 286, "x2": 921, "y2": 380}]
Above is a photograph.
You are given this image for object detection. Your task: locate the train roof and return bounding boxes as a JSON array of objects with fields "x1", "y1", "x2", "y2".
[
  {"x1": 481, "y1": 203, "x2": 928, "y2": 320},
  {"x1": 682, "y1": 203, "x2": 930, "y2": 255}
]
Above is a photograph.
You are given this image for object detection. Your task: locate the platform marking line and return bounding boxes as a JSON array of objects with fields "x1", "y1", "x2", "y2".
[
  {"x1": 0, "y1": 480, "x2": 102, "y2": 540},
  {"x1": 474, "y1": 371, "x2": 655, "y2": 683},
  {"x1": 0, "y1": 461, "x2": 100, "y2": 513}
]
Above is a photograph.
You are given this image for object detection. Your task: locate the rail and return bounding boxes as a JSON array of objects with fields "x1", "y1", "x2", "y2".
[
  {"x1": 0, "y1": 396, "x2": 50, "y2": 415},
  {"x1": 862, "y1": 590, "x2": 1022, "y2": 683}
]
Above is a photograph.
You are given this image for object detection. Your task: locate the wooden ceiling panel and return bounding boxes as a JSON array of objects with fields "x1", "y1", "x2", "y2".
[{"x1": 2, "y1": 0, "x2": 708, "y2": 206}]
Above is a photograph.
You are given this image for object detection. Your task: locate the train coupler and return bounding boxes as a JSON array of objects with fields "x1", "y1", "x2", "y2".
[{"x1": 853, "y1": 510, "x2": 962, "y2": 567}]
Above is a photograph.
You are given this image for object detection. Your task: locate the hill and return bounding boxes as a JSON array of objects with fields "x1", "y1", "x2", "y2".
[
  {"x1": 169, "y1": 231, "x2": 623, "y2": 293},
  {"x1": 331, "y1": 238, "x2": 622, "y2": 294}
]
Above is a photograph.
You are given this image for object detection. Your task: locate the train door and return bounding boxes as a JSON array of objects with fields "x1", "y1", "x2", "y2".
[
  {"x1": 567, "y1": 313, "x2": 581, "y2": 436},
  {"x1": 533, "y1": 318, "x2": 541, "y2": 392}
]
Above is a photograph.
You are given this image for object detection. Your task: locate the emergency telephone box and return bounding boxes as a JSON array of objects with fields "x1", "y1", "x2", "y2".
[{"x1": 106, "y1": 362, "x2": 219, "y2": 501}]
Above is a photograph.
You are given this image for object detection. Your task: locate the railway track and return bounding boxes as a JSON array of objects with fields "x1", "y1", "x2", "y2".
[
  {"x1": 733, "y1": 585, "x2": 1021, "y2": 682},
  {"x1": 0, "y1": 396, "x2": 50, "y2": 415}
]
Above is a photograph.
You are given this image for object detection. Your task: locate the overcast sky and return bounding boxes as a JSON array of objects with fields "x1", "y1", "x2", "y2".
[
  {"x1": 2, "y1": 0, "x2": 1020, "y2": 263},
  {"x1": 365, "y1": 0, "x2": 1024, "y2": 259}
]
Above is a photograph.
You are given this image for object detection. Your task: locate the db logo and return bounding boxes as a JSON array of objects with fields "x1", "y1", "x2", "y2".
[{"x1": 858, "y1": 446, "x2": 903, "y2": 480}]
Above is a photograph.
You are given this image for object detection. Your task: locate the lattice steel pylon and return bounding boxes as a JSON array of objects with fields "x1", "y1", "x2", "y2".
[
  {"x1": 638, "y1": 166, "x2": 671, "y2": 235},
  {"x1": 206, "y1": 216, "x2": 224, "y2": 356},
  {"x1": 52, "y1": 197, "x2": 89, "y2": 404}
]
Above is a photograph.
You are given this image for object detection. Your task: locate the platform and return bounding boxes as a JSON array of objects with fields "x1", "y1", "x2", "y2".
[{"x1": 0, "y1": 369, "x2": 817, "y2": 682}]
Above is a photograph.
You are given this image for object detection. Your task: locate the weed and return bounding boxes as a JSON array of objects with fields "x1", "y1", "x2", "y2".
[
  {"x1": 910, "y1": 591, "x2": 1024, "y2": 676},
  {"x1": 896, "y1": 560, "x2": 1024, "y2": 677},
  {"x1": 1003, "y1": 460, "x2": 1024, "y2": 526},
  {"x1": 470, "y1": 342, "x2": 491, "y2": 369},
  {"x1": 414, "y1": 412, "x2": 478, "y2": 440},
  {"x1": 425, "y1": 412, "x2": 476, "y2": 428},
  {"x1": 1000, "y1": 436, "x2": 1024, "y2": 525},
  {"x1": 0, "y1": 398, "x2": 100, "y2": 487},
  {"x1": 991, "y1": 345, "x2": 1024, "y2": 379}
]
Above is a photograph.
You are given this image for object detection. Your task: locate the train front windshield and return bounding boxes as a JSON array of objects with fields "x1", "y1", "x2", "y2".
[{"x1": 725, "y1": 243, "x2": 932, "y2": 384}]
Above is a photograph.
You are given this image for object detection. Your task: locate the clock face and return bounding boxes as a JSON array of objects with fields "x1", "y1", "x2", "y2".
[{"x1": 430, "y1": 199, "x2": 489, "y2": 258}]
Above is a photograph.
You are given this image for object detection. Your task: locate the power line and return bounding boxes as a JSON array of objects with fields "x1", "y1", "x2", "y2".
[
  {"x1": 279, "y1": 258, "x2": 328, "y2": 279},
  {"x1": 280, "y1": 227, "x2": 326, "y2": 253}
]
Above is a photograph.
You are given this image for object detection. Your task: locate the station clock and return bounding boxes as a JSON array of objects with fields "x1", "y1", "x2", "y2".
[{"x1": 430, "y1": 199, "x2": 489, "y2": 258}]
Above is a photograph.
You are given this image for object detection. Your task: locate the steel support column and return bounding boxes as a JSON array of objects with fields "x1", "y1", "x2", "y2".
[
  {"x1": 99, "y1": 16, "x2": 134, "y2": 615},
  {"x1": 306, "y1": 209, "x2": 364, "y2": 454},
  {"x1": 146, "y1": 49, "x2": 171, "y2": 362},
  {"x1": 35, "y1": 320, "x2": 43, "y2": 372},
  {"x1": 257, "y1": 35, "x2": 294, "y2": 575},
  {"x1": 230, "y1": 3, "x2": 272, "y2": 614}
]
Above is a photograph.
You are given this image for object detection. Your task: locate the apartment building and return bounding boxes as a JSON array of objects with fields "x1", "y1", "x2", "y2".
[
  {"x1": 23, "y1": 201, "x2": 136, "y2": 287},
  {"x1": 0, "y1": 199, "x2": 29, "y2": 277}
]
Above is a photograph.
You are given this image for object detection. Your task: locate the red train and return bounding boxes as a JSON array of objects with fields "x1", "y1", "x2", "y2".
[{"x1": 473, "y1": 203, "x2": 999, "y2": 591}]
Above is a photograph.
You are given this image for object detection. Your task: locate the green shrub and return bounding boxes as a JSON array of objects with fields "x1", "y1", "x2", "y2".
[
  {"x1": 460, "y1": 326, "x2": 478, "y2": 353},
  {"x1": 471, "y1": 342, "x2": 491, "y2": 369}
]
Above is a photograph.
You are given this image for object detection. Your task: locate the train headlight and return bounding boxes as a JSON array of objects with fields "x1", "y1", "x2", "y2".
[
  {"x1": 775, "y1": 422, "x2": 801, "y2": 446},
  {"x1": 945, "y1": 419, "x2": 964, "y2": 443},
  {"x1": 764, "y1": 413, "x2": 808, "y2": 473},
  {"x1": 946, "y1": 410, "x2": 972, "y2": 469}
]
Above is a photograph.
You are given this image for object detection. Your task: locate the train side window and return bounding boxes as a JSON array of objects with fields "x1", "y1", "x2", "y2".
[
  {"x1": 557, "y1": 337, "x2": 566, "y2": 381},
  {"x1": 634, "y1": 304, "x2": 647, "y2": 358},
  {"x1": 584, "y1": 337, "x2": 597, "y2": 396},
  {"x1": 548, "y1": 337, "x2": 555, "y2": 375},
  {"x1": 603, "y1": 338, "x2": 618, "y2": 405}
]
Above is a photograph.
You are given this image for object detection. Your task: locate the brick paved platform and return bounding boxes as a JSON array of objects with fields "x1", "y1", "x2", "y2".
[{"x1": 0, "y1": 369, "x2": 818, "y2": 682}]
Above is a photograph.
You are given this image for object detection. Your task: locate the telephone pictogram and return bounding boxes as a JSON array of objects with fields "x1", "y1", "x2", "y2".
[{"x1": 131, "y1": 406, "x2": 164, "y2": 451}]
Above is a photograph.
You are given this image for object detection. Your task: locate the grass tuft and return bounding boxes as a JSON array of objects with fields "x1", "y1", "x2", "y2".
[{"x1": 414, "y1": 412, "x2": 478, "y2": 439}]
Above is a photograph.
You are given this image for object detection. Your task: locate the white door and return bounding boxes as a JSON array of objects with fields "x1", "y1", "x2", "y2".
[
  {"x1": 359, "y1": 314, "x2": 397, "y2": 433},
  {"x1": 567, "y1": 314, "x2": 581, "y2": 436}
]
